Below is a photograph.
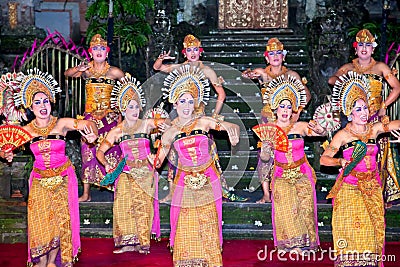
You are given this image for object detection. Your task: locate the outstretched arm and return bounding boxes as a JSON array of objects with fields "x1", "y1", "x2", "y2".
[{"x1": 64, "y1": 63, "x2": 89, "y2": 78}]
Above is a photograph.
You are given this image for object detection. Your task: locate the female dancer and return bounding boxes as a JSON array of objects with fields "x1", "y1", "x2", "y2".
[
  {"x1": 96, "y1": 75, "x2": 162, "y2": 254},
  {"x1": 154, "y1": 34, "x2": 245, "y2": 202},
  {"x1": 328, "y1": 29, "x2": 400, "y2": 205},
  {"x1": 259, "y1": 75, "x2": 325, "y2": 252},
  {"x1": 2, "y1": 68, "x2": 97, "y2": 267},
  {"x1": 156, "y1": 65, "x2": 240, "y2": 266},
  {"x1": 65, "y1": 34, "x2": 125, "y2": 201},
  {"x1": 242, "y1": 37, "x2": 311, "y2": 203},
  {"x1": 321, "y1": 71, "x2": 400, "y2": 266}
]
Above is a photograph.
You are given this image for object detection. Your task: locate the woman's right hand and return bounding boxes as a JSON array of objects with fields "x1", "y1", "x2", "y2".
[
  {"x1": 158, "y1": 51, "x2": 175, "y2": 61},
  {"x1": 104, "y1": 163, "x2": 113, "y2": 173},
  {"x1": 75, "y1": 63, "x2": 90, "y2": 72},
  {"x1": 0, "y1": 148, "x2": 14, "y2": 163},
  {"x1": 242, "y1": 69, "x2": 260, "y2": 79}
]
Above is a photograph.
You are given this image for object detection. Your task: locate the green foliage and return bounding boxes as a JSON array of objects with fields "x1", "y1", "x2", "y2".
[{"x1": 85, "y1": 0, "x2": 154, "y2": 54}]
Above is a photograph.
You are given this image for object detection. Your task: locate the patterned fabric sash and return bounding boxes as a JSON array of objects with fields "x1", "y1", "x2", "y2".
[
  {"x1": 274, "y1": 156, "x2": 306, "y2": 169},
  {"x1": 33, "y1": 159, "x2": 72, "y2": 178}
]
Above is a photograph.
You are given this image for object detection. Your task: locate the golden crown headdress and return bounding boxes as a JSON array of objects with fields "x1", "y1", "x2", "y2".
[
  {"x1": 356, "y1": 29, "x2": 375, "y2": 43},
  {"x1": 90, "y1": 34, "x2": 107, "y2": 48},
  {"x1": 162, "y1": 65, "x2": 210, "y2": 106},
  {"x1": 266, "y1": 38, "x2": 284, "y2": 51},
  {"x1": 354, "y1": 29, "x2": 377, "y2": 48},
  {"x1": 111, "y1": 74, "x2": 145, "y2": 112},
  {"x1": 14, "y1": 68, "x2": 61, "y2": 108},
  {"x1": 262, "y1": 75, "x2": 307, "y2": 112},
  {"x1": 331, "y1": 71, "x2": 370, "y2": 116},
  {"x1": 183, "y1": 34, "x2": 201, "y2": 48}
]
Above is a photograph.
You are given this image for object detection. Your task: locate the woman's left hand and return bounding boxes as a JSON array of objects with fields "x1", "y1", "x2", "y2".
[
  {"x1": 390, "y1": 129, "x2": 400, "y2": 143},
  {"x1": 79, "y1": 125, "x2": 97, "y2": 143},
  {"x1": 308, "y1": 120, "x2": 325, "y2": 135},
  {"x1": 227, "y1": 127, "x2": 239, "y2": 146}
]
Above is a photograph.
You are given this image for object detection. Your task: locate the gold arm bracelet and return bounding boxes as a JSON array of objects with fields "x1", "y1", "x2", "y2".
[
  {"x1": 215, "y1": 121, "x2": 222, "y2": 131},
  {"x1": 73, "y1": 119, "x2": 80, "y2": 129},
  {"x1": 381, "y1": 115, "x2": 390, "y2": 132},
  {"x1": 101, "y1": 139, "x2": 113, "y2": 148}
]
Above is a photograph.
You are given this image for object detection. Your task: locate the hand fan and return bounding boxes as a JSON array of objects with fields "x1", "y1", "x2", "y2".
[
  {"x1": 100, "y1": 156, "x2": 128, "y2": 186},
  {"x1": 313, "y1": 103, "x2": 340, "y2": 132},
  {"x1": 327, "y1": 141, "x2": 367, "y2": 199},
  {"x1": 343, "y1": 141, "x2": 367, "y2": 176},
  {"x1": 0, "y1": 125, "x2": 32, "y2": 151},
  {"x1": 252, "y1": 123, "x2": 289, "y2": 152}
]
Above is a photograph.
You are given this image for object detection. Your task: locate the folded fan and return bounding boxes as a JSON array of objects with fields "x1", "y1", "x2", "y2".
[
  {"x1": 0, "y1": 125, "x2": 32, "y2": 151},
  {"x1": 343, "y1": 140, "x2": 367, "y2": 176},
  {"x1": 100, "y1": 156, "x2": 128, "y2": 186},
  {"x1": 252, "y1": 123, "x2": 289, "y2": 152}
]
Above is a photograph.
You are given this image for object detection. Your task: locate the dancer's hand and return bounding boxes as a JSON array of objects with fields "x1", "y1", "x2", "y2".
[
  {"x1": 390, "y1": 129, "x2": 400, "y2": 143},
  {"x1": 79, "y1": 125, "x2": 97, "y2": 143},
  {"x1": 104, "y1": 163, "x2": 113, "y2": 173},
  {"x1": 157, "y1": 122, "x2": 171, "y2": 133},
  {"x1": 242, "y1": 69, "x2": 260, "y2": 79},
  {"x1": 307, "y1": 120, "x2": 326, "y2": 136},
  {"x1": 75, "y1": 63, "x2": 90, "y2": 72},
  {"x1": 227, "y1": 127, "x2": 239, "y2": 146},
  {"x1": 158, "y1": 51, "x2": 175, "y2": 61},
  {"x1": 0, "y1": 148, "x2": 13, "y2": 163}
]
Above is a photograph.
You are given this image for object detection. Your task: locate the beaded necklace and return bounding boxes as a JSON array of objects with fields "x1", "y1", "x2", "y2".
[
  {"x1": 352, "y1": 58, "x2": 376, "y2": 74},
  {"x1": 29, "y1": 115, "x2": 58, "y2": 137},
  {"x1": 173, "y1": 117, "x2": 198, "y2": 135},
  {"x1": 88, "y1": 61, "x2": 110, "y2": 79},
  {"x1": 344, "y1": 123, "x2": 372, "y2": 143},
  {"x1": 264, "y1": 65, "x2": 288, "y2": 79}
]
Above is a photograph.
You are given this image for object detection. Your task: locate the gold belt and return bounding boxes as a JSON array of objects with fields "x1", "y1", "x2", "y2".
[
  {"x1": 126, "y1": 159, "x2": 148, "y2": 169},
  {"x1": 274, "y1": 156, "x2": 306, "y2": 169},
  {"x1": 179, "y1": 158, "x2": 214, "y2": 173},
  {"x1": 350, "y1": 169, "x2": 377, "y2": 181},
  {"x1": 33, "y1": 160, "x2": 72, "y2": 178}
]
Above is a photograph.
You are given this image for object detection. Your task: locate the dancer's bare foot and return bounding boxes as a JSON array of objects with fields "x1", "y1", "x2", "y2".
[
  {"x1": 78, "y1": 195, "x2": 91, "y2": 202},
  {"x1": 113, "y1": 245, "x2": 136, "y2": 254},
  {"x1": 256, "y1": 196, "x2": 271, "y2": 204},
  {"x1": 47, "y1": 263, "x2": 57, "y2": 267}
]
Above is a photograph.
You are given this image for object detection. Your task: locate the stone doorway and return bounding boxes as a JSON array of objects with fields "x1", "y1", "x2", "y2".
[{"x1": 218, "y1": 0, "x2": 288, "y2": 29}]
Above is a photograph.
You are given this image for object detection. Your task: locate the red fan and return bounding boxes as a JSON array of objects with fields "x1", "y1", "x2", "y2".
[
  {"x1": 252, "y1": 123, "x2": 289, "y2": 152},
  {"x1": 0, "y1": 125, "x2": 32, "y2": 151}
]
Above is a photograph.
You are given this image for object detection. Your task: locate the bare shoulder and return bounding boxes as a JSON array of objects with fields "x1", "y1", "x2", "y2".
[
  {"x1": 108, "y1": 66, "x2": 125, "y2": 80},
  {"x1": 286, "y1": 69, "x2": 301, "y2": 79}
]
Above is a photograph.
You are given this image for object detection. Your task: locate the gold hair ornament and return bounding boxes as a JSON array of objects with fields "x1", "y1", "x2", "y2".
[
  {"x1": 14, "y1": 68, "x2": 61, "y2": 108},
  {"x1": 90, "y1": 34, "x2": 107, "y2": 48},
  {"x1": 162, "y1": 64, "x2": 210, "y2": 107},
  {"x1": 110, "y1": 73, "x2": 145, "y2": 112},
  {"x1": 331, "y1": 71, "x2": 370, "y2": 116},
  {"x1": 262, "y1": 75, "x2": 307, "y2": 112},
  {"x1": 183, "y1": 34, "x2": 201, "y2": 48}
]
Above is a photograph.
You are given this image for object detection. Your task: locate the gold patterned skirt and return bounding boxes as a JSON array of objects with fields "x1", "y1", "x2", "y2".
[
  {"x1": 173, "y1": 202, "x2": 222, "y2": 267},
  {"x1": 332, "y1": 182, "x2": 385, "y2": 267},
  {"x1": 28, "y1": 177, "x2": 73, "y2": 264},
  {"x1": 272, "y1": 172, "x2": 318, "y2": 250},
  {"x1": 113, "y1": 172, "x2": 154, "y2": 250}
]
